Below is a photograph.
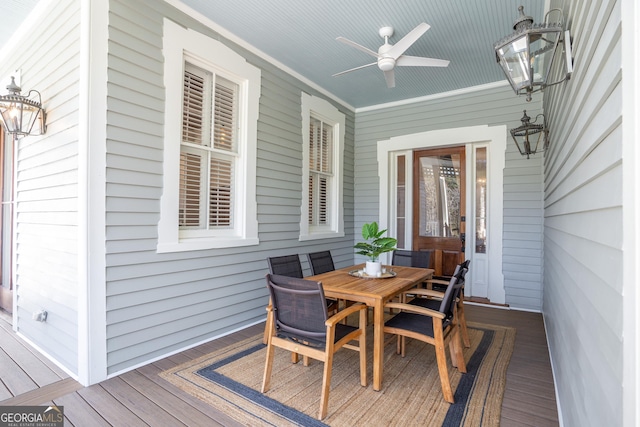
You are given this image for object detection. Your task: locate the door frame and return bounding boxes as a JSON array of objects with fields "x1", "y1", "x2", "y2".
[
  {"x1": 0, "y1": 125, "x2": 14, "y2": 314},
  {"x1": 377, "y1": 125, "x2": 506, "y2": 304}
]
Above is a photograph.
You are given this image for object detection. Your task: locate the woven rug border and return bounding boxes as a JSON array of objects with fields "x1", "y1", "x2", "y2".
[{"x1": 159, "y1": 321, "x2": 515, "y2": 427}]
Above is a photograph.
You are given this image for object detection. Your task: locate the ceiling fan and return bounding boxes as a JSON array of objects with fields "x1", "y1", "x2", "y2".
[{"x1": 333, "y1": 23, "x2": 450, "y2": 88}]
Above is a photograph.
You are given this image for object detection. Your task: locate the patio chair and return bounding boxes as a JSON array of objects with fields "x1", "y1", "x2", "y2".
[
  {"x1": 307, "y1": 250, "x2": 353, "y2": 319},
  {"x1": 391, "y1": 249, "x2": 432, "y2": 269},
  {"x1": 389, "y1": 250, "x2": 433, "y2": 314},
  {"x1": 430, "y1": 257, "x2": 467, "y2": 289},
  {"x1": 384, "y1": 267, "x2": 468, "y2": 403},
  {"x1": 262, "y1": 274, "x2": 367, "y2": 420},
  {"x1": 267, "y1": 255, "x2": 338, "y2": 314},
  {"x1": 307, "y1": 250, "x2": 335, "y2": 275},
  {"x1": 263, "y1": 255, "x2": 338, "y2": 344},
  {"x1": 408, "y1": 260, "x2": 471, "y2": 347},
  {"x1": 267, "y1": 254, "x2": 304, "y2": 278}
]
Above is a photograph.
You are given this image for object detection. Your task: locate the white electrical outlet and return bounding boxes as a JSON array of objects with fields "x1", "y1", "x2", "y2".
[{"x1": 32, "y1": 310, "x2": 48, "y2": 322}]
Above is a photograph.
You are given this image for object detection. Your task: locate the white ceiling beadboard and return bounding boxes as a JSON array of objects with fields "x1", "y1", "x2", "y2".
[
  {"x1": 1, "y1": 0, "x2": 546, "y2": 108},
  {"x1": 0, "y1": 0, "x2": 39, "y2": 50}
]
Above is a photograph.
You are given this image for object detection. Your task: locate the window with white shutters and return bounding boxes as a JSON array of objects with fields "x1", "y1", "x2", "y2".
[
  {"x1": 179, "y1": 63, "x2": 237, "y2": 231},
  {"x1": 159, "y1": 19, "x2": 260, "y2": 252},
  {"x1": 300, "y1": 93, "x2": 345, "y2": 241},
  {"x1": 308, "y1": 117, "x2": 333, "y2": 226}
]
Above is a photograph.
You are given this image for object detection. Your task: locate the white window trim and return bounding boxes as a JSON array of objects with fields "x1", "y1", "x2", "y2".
[
  {"x1": 158, "y1": 19, "x2": 260, "y2": 252},
  {"x1": 299, "y1": 93, "x2": 345, "y2": 241}
]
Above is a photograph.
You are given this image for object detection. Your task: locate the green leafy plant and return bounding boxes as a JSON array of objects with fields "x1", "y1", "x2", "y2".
[{"x1": 354, "y1": 222, "x2": 397, "y2": 262}]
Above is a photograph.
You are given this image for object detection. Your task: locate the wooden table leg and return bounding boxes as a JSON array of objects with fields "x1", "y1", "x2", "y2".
[{"x1": 372, "y1": 299, "x2": 384, "y2": 391}]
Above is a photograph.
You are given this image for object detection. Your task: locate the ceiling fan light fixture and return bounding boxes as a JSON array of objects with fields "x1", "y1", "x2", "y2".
[{"x1": 378, "y1": 57, "x2": 396, "y2": 72}]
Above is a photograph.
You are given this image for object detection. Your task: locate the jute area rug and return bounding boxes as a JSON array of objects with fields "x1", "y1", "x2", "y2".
[{"x1": 160, "y1": 322, "x2": 515, "y2": 427}]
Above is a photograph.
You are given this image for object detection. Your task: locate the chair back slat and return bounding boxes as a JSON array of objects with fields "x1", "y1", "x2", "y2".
[
  {"x1": 391, "y1": 250, "x2": 431, "y2": 268},
  {"x1": 438, "y1": 266, "x2": 467, "y2": 316},
  {"x1": 267, "y1": 255, "x2": 303, "y2": 278},
  {"x1": 266, "y1": 274, "x2": 328, "y2": 345},
  {"x1": 307, "y1": 251, "x2": 335, "y2": 275}
]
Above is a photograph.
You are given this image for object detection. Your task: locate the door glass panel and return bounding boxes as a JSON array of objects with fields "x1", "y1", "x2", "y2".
[
  {"x1": 475, "y1": 147, "x2": 487, "y2": 253},
  {"x1": 417, "y1": 154, "x2": 461, "y2": 238},
  {"x1": 396, "y1": 155, "x2": 406, "y2": 249}
]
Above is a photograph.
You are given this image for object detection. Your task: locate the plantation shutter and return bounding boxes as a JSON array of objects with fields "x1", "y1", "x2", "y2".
[
  {"x1": 213, "y1": 76, "x2": 237, "y2": 151},
  {"x1": 209, "y1": 76, "x2": 237, "y2": 228},
  {"x1": 179, "y1": 150, "x2": 205, "y2": 227},
  {"x1": 308, "y1": 117, "x2": 333, "y2": 226},
  {"x1": 209, "y1": 157, "x2": 233, "y2": 227},
  {"x1": 179, "y1": 62, "x2": 238, "y2": 230}
]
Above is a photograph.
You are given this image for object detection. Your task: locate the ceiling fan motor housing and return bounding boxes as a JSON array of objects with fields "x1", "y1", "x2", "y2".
[{"x1": 377, "y1": 42, "x2": 395, "y2": 71}]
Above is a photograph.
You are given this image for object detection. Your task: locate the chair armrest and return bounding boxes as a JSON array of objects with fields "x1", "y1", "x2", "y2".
[
  {"x1": 325, "y1": 303, "x2": 366, "y2": 327},
  {"x1": 426, "y1": 278, "x2": 450, "y2": 286},
  {"x1": 402, "y1": 288, "x2": 445, "y2": 299},
  {"x1": 384, "y1": 302, "x2": 445, "y2": 319}
]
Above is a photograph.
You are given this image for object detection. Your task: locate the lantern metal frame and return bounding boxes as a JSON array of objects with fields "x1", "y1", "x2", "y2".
[
  {"x1": 494, "y1": 6, "x2": 573, "y2": 102},
  {"x1": 0, "y1": 76, "x2": 47, "y2": 137},
  {"x1": 510, "y1": 110, "x2": 548, "y2": 159}
]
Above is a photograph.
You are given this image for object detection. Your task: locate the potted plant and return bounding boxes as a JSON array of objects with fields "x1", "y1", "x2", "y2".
[{"x1": 354, "y1": 222, "x2": 397, "y2": 276}]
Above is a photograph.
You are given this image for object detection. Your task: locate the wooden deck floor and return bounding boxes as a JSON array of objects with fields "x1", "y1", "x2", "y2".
[{"x1": 0, "y1": 305, "x2": 559, "y2": 426}]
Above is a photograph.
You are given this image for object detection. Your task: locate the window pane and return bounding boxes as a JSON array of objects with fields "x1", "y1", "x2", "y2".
[
  {"x1": 182, "y1": 63, "x2": 212, "y2": 146},
  {"x1": 308, "y1": 173, "x2": 328, "y2": 226},
  {"x1": 417, "y1": 154, "x2": 461, "y2": 237},
  {"x1": 179, "y1": 151, "x2": 204, "y2": 228},
  {"x1": 213, "y1": 76, "x2": 238, "y2": 152},
  {"x1": 475, "y1": 147, "x2": 487, "y2": 253},
  {"x1": 309, "y1": 118, "x2": 333, "y2": 174},
  {"x1": 319, "y1": 176, "x2": 327, "y2": 224},
  {"x1": 308, "y1": 175, "x2": 314, "y2": 223},
  {"x1": 309, "y1": 117, "x2": 321, "y2": 170},
  {"x1": 321, "y1": 122, "x2": 332, "y2": 173},
  {"x1": 209, "y1": 157, "x2": 233, "y2": 228}
]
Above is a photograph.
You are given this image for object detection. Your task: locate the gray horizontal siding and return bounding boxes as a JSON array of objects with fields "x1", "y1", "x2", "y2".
[
  {"x1": 4, "y1": 0, "x2": 82, "y2": 375},
  {"x1": 542, "y1": 1, "x2": 623, "y2": 426},
  {"x1": 502, "y1": 146, "x2": 544, "y2": 311},
  {"x1": 104, "y1": 0, "x2": 355, "y2": 374}
]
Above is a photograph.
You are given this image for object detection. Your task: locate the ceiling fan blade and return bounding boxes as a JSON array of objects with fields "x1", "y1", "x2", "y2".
[
  {"x1": 384, "y1": 69, "x2": 395, "y2": 88},
  {"x1": 336, "y1": 37, "x2": 379, "y2": 58},
  {"x1": 387, "y1": 22, "x2": 430, "y2": 59},
  {"x1": 332, "y1": 62, "x2": 377, "y2": 77},
  {"x1": 396, "y1": 55, "x2": 450, "y2": 68}
]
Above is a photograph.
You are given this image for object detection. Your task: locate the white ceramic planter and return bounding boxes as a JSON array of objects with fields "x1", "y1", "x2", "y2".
[{"x1": 365, "y1": 261, "x2": 382, "y2": 276}]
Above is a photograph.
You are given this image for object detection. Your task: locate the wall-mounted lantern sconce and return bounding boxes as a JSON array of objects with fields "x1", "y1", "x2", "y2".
[
  {"x1": 494, "y1": 6, "x2": 573, "y2": 102},
  {"x1": 0, "y1": 76, "x2": 47, "y2": 137},
  {"x1": 510, "y1": 110, "x2": 548, "y2": 159}
]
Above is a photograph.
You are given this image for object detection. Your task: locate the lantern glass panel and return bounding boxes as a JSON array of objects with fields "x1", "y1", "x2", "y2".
[{"x1": 497, "y1": 35, "x2": 532, "y2": 92}]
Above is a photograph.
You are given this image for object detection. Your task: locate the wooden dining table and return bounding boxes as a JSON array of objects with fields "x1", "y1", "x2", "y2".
[{"x1": 308, "y1": 263, "x2": 434, "y2": 391}]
